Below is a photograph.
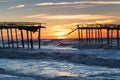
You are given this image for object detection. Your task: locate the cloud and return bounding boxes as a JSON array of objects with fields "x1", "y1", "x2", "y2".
[
  {"x1": 8, "y1": 4, "x2": 25, "y2": 9},
  {"x1": 7, "y1": 1, "x2": 120, "y2": 10},
  {"x1": 24, "y1": 14, "x2": 115, "y2": 20},
  {"x1": 35, "y1": 2, "x2": 81, "y2": 6},
  {"x1": 0, "y1": 0, "x2": 17, "y2": 3},
  {"x1": 44, "y1": 4, "x2": 96, "y2": 9},
  {"x1": 0, "y1": 0, "x2": 12, "y2": 2},
  {"x1": 35, "y1": 1, "x2": 120, "y2": 6}
]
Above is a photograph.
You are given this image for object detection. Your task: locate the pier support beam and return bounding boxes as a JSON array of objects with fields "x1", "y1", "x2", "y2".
[
  {"x1": 38, "y1": 28, "x2": 41, "y2": 49},
  {"x1": 81, "y1": 28, "x2": 83, "y2": 43},
  {"x1": 10, "y1": 29, "x2": 14, "y2": 48},
  {"x1": 15, "y1": 28, "x2": 19, "y2": 48},
  {"x1": 0, "y1": 29, "x2": 4, "y2": 48},
  {"x1": 100, "y1": 29, "x2": 103, "y2": 44},
  {"x1": 26, "y1": 30, "x2": 30, "y2": 48},
  {"x1": 110, "y1": 30, "x2": 113, "y2": 45},
  {"x1": 88, "y1": 28, "x2": 90, "y2": 43},
  {"x1": 91, "y1": 29, "x2": 93, "y2": 43},
  {"x1": 30, "y1": 31, "x2": 33, "y2": 49},
  {"x1": 117, "y1": 29, "x2": 119, "y2": 46},
  {"x1": 95, "y1": 29, "x2": 97, "y2": 44},
  {"x1": 107, "y1": 29, "x2": 110, "y2": 45},
  {"x1": 20, "y1": 30, "x2": 24, "y2": 48},
  {"x1": 77, "y1": 25, "x2": 80, "y2": 44},
  {"x1": 86, "y1": 29, "x2": 88, "y2": 44},
  {"x1": 7, "y1": 29, "x2": 10, "y2": 48}
]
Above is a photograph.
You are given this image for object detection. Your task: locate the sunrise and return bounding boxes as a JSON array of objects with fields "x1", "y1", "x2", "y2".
[
  {"x1": 0, "y1": 0, "x2": 120, "y2": 80},
  {"x1": 0, "y1": 0, "x2": 120, "y2": 39}
]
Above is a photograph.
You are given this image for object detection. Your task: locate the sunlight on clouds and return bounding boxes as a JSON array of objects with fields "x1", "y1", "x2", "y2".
[
  {"x1": 35, "y1": 2, "x2": 82, "y2": 6},
  {"x1": 55, "y1": 32, "x2": 67, "y2": 39},
  {"x1": 24, "y1": 14, "x2": 115, "y2": 20},
  {"x1": 45, "y1": 4, "x2": 95, "y2": 9},
  {"x1": 44, "y1": 25, "x2": 71, "y2": 39},
  {"x1": 24, "y1": 14, "x2": 47, "y2": 18},
  {"x1": 87, "y1": 1, "x2": 120, "y2": 5},
  {"x1": 8, "y1": 4, "x2": 25, "y2": 9},
  {"x1": 35, "y1": 1, "x2": 120, "y2": 6},
  {"x1": 95, "y1": 20, "x2": 115, "y2": 24},
  {"x1": 45, "y1": 15, "x2": 114, "y2": 20}
]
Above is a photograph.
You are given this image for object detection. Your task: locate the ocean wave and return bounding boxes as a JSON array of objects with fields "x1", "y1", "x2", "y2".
[{"x1": 0, "y1": 50, "x2": 120, "y2": 68}]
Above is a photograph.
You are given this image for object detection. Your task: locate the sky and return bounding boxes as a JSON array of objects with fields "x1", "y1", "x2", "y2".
[{"x1": 0, "y1": 0, "x2": 120, "y2": 39}]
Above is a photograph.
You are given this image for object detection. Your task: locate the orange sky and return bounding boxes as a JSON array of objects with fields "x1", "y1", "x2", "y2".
[{"x1": 1, "y1": 0, "x2": 120, "y2": 39}]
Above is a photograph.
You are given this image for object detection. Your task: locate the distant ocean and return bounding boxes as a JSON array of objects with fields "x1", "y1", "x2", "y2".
[{"x1": 0, "y1": 39, "x2": 120, "y2": 80}]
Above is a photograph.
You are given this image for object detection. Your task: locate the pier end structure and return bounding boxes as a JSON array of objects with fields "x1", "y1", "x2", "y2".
[
  {"x1": 0, "y1": 22, "x2": 46, "y2": 49},
  {"x1": 68, "y1": 24, "x2": 120, "y2": 46}
]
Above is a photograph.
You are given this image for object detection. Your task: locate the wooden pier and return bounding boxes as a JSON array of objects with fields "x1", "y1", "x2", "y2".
[
  {"x1": 0, "y1": 22, "x2": 45, "y2": 49},
  {"x1": 68, "y1": 24, "x2": 120, "y2": 46}
]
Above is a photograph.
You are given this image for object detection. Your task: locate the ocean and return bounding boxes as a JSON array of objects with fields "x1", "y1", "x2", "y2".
[{"x1": 0, "y1": 39, "x2": 120, "y2": 80}]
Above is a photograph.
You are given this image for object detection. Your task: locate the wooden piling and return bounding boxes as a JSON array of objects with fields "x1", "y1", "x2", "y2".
[
  {"x1": 77, "y1": 25, "x2": 80, "y2": 44},
  {"x1": 86, "y1": 29, "x2": 88, "y2": 43},
  {"x1": 7, "y1": 29, "x2": 10, "y2": 48},
  {"x1": 0, "y1": 29, "x2": 4, "y2": 48},
  {"x1": 91, "y1": 29, "x2": 93, "y2": 43},
  {"x1": 38, "y1": 24, "x2": 41, "y2": 49},
  {"x1": 117, "y1": 29, "x2": 119, "y2": 46},
  {"x1": 95, "y1": 29, "x2": 97, "y2": 44},
  {"x1": 98, "y1": 29, "x2": 100, "y2": 44},
  {"x1": 15, "y1": 28, "x2": 19, "y2": 48},
  {"x1": 10, "y1": 29, "x2": 14, "y2": 48},
  {"x1": 110, "y1": 30, "x2": 113, "y2": 45},
  {"x1": 88, "y1": 28, "x2": 90, "y2": 43},
  {"x1": 30, "y1": 31, "x2": 33, "y2": 49},
  {"x1": 26, "y1": 30, "x2": 29, "y2": 48},
  {"x1": 81, "y1": 25, "x2": 83, "y2": 43},
  {"x1": 107, "y1": 29, "x2": 110, "y2": 45},
  {"x1": 100, "y1": 29, "x2": 103, "y2": 44},
  {"x1": 20, "y1": 29, "x2": 24, "y2": 48},
  {"x1": 81, "y1": 29, "x2": 83, "y2": 43}
]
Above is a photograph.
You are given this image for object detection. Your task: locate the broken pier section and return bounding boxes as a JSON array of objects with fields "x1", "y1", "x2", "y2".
[{"x1": 0, "y1": 22, "x2": 45, "y2": 49}]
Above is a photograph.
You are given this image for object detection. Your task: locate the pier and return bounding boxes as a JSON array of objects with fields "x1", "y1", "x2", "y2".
[
  {"x1": 68, "y1": 24, "x2": 120, "y2": 46},
  {"x1": 0, "y1": 22, "x2": 46, "y2": 49}
]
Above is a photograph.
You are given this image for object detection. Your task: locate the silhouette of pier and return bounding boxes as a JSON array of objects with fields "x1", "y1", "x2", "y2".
[
  {"x1": 0, "y1": 22, "x2": 46, "y2": 49},
  {"x1": 68, "y1": 24, "x2": 120, "y2": 46}
]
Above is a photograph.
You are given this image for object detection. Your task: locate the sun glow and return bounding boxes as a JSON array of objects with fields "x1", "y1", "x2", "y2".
[{"x1": 55, "y1": 32, "x2": 67, "y2": 39}]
